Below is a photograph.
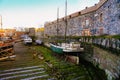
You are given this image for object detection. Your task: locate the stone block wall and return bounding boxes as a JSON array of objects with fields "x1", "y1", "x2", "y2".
[
  {"x1": 80, "y1": 37, "x2": 120, "y2": 80},
  {"x1": 92, "y1": 47, "x2": 120, "y2": 80},
  {"x1": 44, "y1": 0, "x2": 120, "y2": 37},
  {"x1": 95, "y1": 0, "x2": 120, "y2": 35}
]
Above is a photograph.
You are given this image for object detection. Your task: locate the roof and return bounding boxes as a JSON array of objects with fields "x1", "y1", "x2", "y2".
[{"x1": 45, "y1": 0, "x2": 108, "y2": 26}]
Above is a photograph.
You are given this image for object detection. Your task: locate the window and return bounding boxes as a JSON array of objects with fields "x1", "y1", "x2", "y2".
[
  {"x1": 119, "y1": 15, "x2": 120, "y2": 19},
  {"x1": 99, "y1": 27, "x2": 103, "y2": 35},
  {"x1": 117, "y1": 0, "x2": 120, "y2": 3},
  {"x1": 82, "y1": 21, "x2": 85, "y2": 28},
  {"x1": 85, "y1": 19, "x2": 89, "y2": 26},
  {"x1": 85, "y1": 30, "x2": 90, "y2": 36},
  {"x1": 100, "y1": 13, "x2": 103, "y2": 22},
  {"x1": 78, "y1": 12, "x2": 81, "y2": 15},
  {"x1": 94, "y1": 13, "x2": 98, "y2": 17},
  {"x1": 83, "y1": 30, "x2": 90, "y2": 36},
  {"x1": 117, "y1": 0, "x2": 120, "y2": 8}
]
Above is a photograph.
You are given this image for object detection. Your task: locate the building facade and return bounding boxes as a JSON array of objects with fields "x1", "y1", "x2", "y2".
[
  {"x1": 35, "y1": 27, "x2": 44, "y2": 40},
  {"x1": 44, "y1": 0, "x2": 120, "y2": 37},
  {"x1": 29, "y1": 28, "x2": 35, "y2": 36}
]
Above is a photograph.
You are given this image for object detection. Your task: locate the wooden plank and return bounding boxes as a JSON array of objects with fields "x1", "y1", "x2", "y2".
[
  {"x1": 0, "y1": 48, "x2": 13, "y2": 53},
  {"x1": 0, "y1": 55, "x2": 16, "y2": 61},
  {"x1": 0, "y1": 56, "x2": 8, "y2": 61}
]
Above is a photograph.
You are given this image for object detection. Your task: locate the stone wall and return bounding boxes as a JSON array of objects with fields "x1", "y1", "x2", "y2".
[
  {"x1": 80, "y1": 36, "x2": 120, "y2": 80},
  {"x1": 82, "y1": 46, "x2": 120, "y2": 80},
  {"x1": 92, "y1": 47, "x2": 120, "y2": 80},
  {"x1": 95, "y1": 0, "x2": 120, "y2": 35},
  {"x1": 44, "y1": 0, "x2": 120, "y2": 37}
]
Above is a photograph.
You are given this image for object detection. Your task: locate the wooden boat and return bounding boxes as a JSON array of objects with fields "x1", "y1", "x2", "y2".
[
  {"x1": 50, "y1": 42, "x2": 84, "y2": 54},
  {"x1": 50, "y1": 43, "x2": 64, "y2": 54},
  {"x1": 63, "y1": 43, "x2": 84, "y2": 52},
  {"x1": 50, "y1": 0, "x2": 84, "y2": 54},
  {"x1": 50, "y1": 1, "x2": 67, "y2": 54},
  {"x1": 63, "y1": 47, "x2": 84, "y2": 53}
]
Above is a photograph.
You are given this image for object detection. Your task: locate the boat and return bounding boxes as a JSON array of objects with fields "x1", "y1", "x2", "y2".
[
  {"x1": 50, "y1": 7, "x2": 64, "y2": 54},
  {"x1": 50, "y1": 42, "x2": 84, "y2": 54},
  {"x1": 50, "y1": 43, "x2": 64, "y2": 54},
  {"x1": 50, "y1": 0, "x2": 84, "y2": 54},
  {"x1": 50, "y1": 0, "x2": 67, "y2": 54},
  {"x1": 35, "y1": 39, "x2": 43, "y2": 45},
  {"x1": 23, "y1": 36, "x2": 32, "y2": 44},
  {"x1": 63, "y1": 43, "x2": 84, "y2": 53}
]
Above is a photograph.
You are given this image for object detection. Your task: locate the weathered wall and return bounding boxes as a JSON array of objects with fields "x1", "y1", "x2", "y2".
[
  {"x1": 44, "y1": 11, "x2": 95, "y2": 37},
  {"x1": 95, "y1": 0, "x2": 120, "y2": 35},
  {"x1": 80, "y1": 36, "x2": 120, "y2": 80},
  {"x1": 44, "y1": 0, "x2": 120, "y2": 37},
  {"x1": 81, "y1": 45, "x2": 120, "y2": 80},
  {"x1": 92, "y1": 47, "x2": 120, "y2": 80}
]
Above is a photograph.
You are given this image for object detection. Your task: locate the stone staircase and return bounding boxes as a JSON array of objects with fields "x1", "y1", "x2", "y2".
[
  {"x1": 0, "y1": 63, "x2": 94, "y2": 80},
  {"x1": 0, "y1": 65, "x2": 55, "y2": 80},
  {"x1": 44, "y1": 61, "x2": 91, "y2": 80}
]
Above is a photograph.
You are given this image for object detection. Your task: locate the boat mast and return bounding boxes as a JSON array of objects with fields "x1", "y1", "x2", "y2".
[
  {"x1": 64, "y1": 0, "x2": 67, "y2": 43},
  {"x1": 0, "y1": 15, "x2": 2, "y2": 29},
  {"x1": 56, "y1": 7, "x2": 59, "y2": 42}
]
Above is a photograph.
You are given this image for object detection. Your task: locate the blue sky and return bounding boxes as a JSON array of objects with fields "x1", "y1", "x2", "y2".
[{"x1": 0, "y1": 0, "x2": 99, "y2": 29}]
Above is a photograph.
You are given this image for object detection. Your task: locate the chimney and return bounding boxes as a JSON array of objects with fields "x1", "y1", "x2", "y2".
[{"x1": 99, "y1": 0, "x2": 103, "y2": 2}]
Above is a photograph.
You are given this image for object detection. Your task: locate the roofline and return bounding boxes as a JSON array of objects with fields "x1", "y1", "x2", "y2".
[{"x1": 45, "y1": 0, "x2": 108, "y2": 26}]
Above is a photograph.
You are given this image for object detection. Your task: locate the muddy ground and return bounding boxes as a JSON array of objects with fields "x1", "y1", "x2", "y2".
[{"x1": 0, "y1": 42, "x2": 41, "y2": 70}]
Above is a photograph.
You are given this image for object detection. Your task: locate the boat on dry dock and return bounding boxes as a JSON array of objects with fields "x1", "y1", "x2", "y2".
[
  {"x1": 50, "y1": 0, "x2": 84, "y2": 54},
  {"x1": 50, "y1": 43, "x2": 64, "y2": 54},
  {"x1": 50, "y1": 42, "x2": 84, "y2": 54}
]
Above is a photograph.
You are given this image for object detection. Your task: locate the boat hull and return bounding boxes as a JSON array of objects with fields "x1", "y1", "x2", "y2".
[{"x1": 50, "y1": 44, "x2": 63, "y2": 54}]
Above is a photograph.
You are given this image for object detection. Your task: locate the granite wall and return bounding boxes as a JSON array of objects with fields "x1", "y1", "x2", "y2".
[
  {"x1": 80, "y1": 37, "x2": 120, "y2": 80},
  {"x1": 44, "y1": 0, "x2": 120, "y2": 37},
  {"x1": 95, "y1": 0, "x2": 120, "y2": 35}
]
